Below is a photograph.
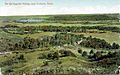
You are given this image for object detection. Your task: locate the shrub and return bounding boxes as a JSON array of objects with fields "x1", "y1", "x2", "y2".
[
  {"x1": 53, "y1": 52, "x2": 59, "y2": 60},
  {"x1": 17, "y1": 54, "x2": 25, "y2": 60},
  {"x1": 59, "y1": 50, "x2": 76, "y2": 57},
  {"x1": 38, "y1": 52, "x2": 59, "y2": 60},
  {"x1": 38, "y1": 53, "x2": 48, "y2": 59},
  {"x1": 89, "y1": 49, "x2": 94, "y2": 54},
  {"x1": 112, "y1": 42, "x2": 119, "y2": 49},
  {"x1": 47, "y1": 52, "x2": 59, "y2": 60},
  {"x1": 43, "y1": 61, "x2": 48, "y2": 66},
  {"x1": 82, "y1": 51, "x2": 87, "y2": 57},
  {"x1": 78, "y1": 48, "x2": 82, "y2": 54}
]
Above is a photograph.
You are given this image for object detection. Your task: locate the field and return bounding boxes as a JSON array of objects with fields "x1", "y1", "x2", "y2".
[
  {"x1": 74, "y1": 31, "x2": 120, "y2": 44},
  {"x1": 0, "y1": 14, "x2": 120, "y2": 75}
]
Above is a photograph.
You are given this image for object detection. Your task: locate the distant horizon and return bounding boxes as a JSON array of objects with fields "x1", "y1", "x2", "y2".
[{"x1": 0, "y1": 13, "x2": 119, "y2": 17}]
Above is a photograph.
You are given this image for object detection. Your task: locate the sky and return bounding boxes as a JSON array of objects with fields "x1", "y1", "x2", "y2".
[{"x1": 0, "y1": 0, "x2": 120, "y2": 16}]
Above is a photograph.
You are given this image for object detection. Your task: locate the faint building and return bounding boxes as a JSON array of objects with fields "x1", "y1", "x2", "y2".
[
  {"x1": 0, "y1": 52, "x2": 12, "y2": 55},
  {"x1": 0, "y1": 68, "x2": 2, "y2": 75},
  {"x1": 115, "y1": 66, "x2": 120, "y2": 75},
  {"x1": 23, "y1": 73, "x2": 26, "y2": 75}
]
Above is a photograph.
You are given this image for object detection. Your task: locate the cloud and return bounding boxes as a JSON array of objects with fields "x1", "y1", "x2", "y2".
[{"x1": 0, "y1": 5, "x2": 120, "y2": 16}]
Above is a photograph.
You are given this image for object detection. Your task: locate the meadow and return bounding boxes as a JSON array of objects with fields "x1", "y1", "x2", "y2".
[{"x1": 0, "y1": 14, "x2": 120, "y2": 75}]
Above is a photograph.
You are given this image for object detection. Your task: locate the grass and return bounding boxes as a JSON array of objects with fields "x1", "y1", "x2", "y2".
[
  {"x1": 0, "y1": 47, "x2": 91, "y2": 74},
  {"x1": 0, "y1": 29, "x2": 22, "y2": 42},
  {"x1": 5, "y1": 22, "x2": 108, "y2": 27},
  {"x1": 15, "y1": 32, "x2": 56, "y2": 39},
  {"x1": 74, "y1": 31, "x2": 120, "y2": 44},
  {"x1": 0, "y1": 15, "x2": 120, "y2": 74}
]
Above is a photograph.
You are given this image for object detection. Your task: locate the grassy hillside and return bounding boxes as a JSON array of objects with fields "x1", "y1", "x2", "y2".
[{"x1": 0, "y1": 14, "x2": 120, "y2": 75}]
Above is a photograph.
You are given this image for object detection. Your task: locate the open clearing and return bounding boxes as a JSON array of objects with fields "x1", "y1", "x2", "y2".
[{"x1": 74, "y1": 31, "x2": 120, "y2": 44}]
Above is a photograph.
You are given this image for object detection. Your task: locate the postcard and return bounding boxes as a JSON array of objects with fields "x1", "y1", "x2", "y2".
[{"x1": 0, "y1": 0, "x2": 120, "y2": 75}]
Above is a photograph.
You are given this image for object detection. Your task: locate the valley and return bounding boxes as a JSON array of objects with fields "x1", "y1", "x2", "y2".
[{"x1": 0, "y1": 14, "x2": 120, "y2": 75}]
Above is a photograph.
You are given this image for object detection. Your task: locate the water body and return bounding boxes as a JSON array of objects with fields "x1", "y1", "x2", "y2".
[{"x1": 15, "y1": 19, "x2": 44, "y2": 23}]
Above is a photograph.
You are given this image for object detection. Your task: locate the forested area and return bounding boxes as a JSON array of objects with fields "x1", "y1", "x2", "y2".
[
  {"x1": 2, "y1": 25, "x2": 120, "y2": 35},
  {"x1": 1, "y1": 33, "x2": 119, "y2": 52},
  {"x1": 48, "y1": 14, "x2": 118, "y2": 21},
  {"x1": 0, "y1": 14, "x2": 120, "y2": 75}
]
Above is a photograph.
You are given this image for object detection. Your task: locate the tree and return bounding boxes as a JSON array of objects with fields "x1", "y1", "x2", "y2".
[
  {"x1": 18, "y1": 54, "x2": 25, "y2": 60},
  {"x1": 47, "y1": 52, "x2": 59, "y2": 60},
  {"x1": 43, "y1": 61, "x2": 48, "y2": 66},
  {"x1": 112, "y1": 42, "x2": 119, "y2": 49},
  {"x1": 14, "y1": 43, "x2": 19, "y2": 50},
  {"x1": 89, "y1": 49, "x2": 94, "y2": 54},
  {"x1": 78, "y1": 48, "x2": 82, "y2": 54},
  {"x1": 94, "y1": 51, "x2": 102, "y2": 60},
  {"x1": 53, "y1": 52, "x2": 59, "y2": 60},
  {"x1": 82, "y1": 51, "x2": 87, "y2": 57},
  {"x1": 47, "y1": 53, "x2": 53, "y2": 59}
]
